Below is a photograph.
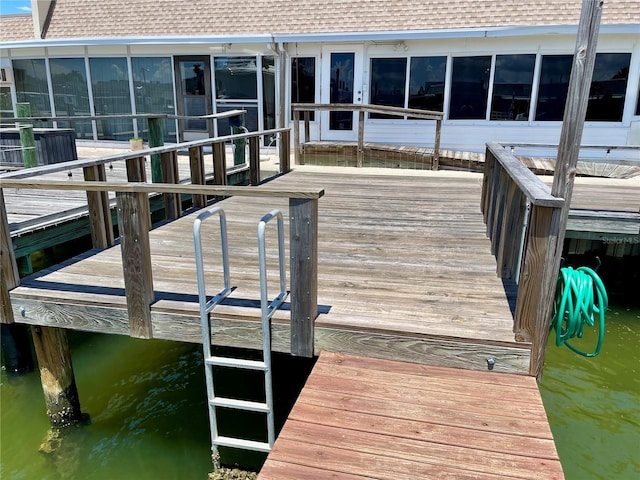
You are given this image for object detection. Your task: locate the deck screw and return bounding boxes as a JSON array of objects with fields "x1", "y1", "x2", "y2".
[
  {"x1": 20, "y1": 306, "x2": 26, "y2": 317},
  {"x1": 486, "y1": 357, "x2": 496, "y2": 370}
]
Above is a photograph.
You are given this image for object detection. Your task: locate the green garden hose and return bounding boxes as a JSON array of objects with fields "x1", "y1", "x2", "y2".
[{"x1": 551, "y1": 266, "x2": 607, "y2": 357}]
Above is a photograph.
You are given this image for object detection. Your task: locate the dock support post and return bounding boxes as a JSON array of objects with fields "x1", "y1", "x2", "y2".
[
  {"x1": 16, "y1": 103, "x2": 37, "y2": 168},
  {"x1": 212, "y1": 142, "x2": 227, "y2": 187},
  {"x1": 189, "y1": 146, "x2": 207, "y2": 208},
  {"x1": 357, "y1": 110, "x2": 365, "y2": 168},
  {"x1": 249, "y1": 136, "x2": 260, "y2": 185},
  {"x1": 279, "y1": 129, "x2": 291, "y2": 173},
  {"x1": 289, "y1": 197, "x2": 318, "y2": 357},
  {"x1": 83, "y1": 165, "x2": 114, "y2": 249},
  {"x1": 161, "y1": 151, "x2": 181, "y2": 219},
  {"x1": 32, "y1": 326, "x2": 83, "y2": 427},
  {"x1": 432, "y1": 119, "x2": 442, "y2": 171},
  {"x1": 148, "y1": 116, "x2": 164, "y2": 183}
]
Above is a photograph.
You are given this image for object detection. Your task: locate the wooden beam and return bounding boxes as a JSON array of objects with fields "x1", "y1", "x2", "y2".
[
  {"x1": 16, "y1": 103, "x2": 38, "y2": 168},
  {"x1": 289, "y1": 197, "x2": 318, "y2": 357},
  {"x1": 31, "y1": 326, "x2": 83, "y2": 427},
  {"x1": 279, "y1": 129, "x2": 291, "y2": 173},
  {"x1": 293, "y1": 109, "x2": 301, "y2": 165},
  {"x1": 212, "y1": 142, "x2": 227, "y2": 187},
  {"x1": 357, "y1": 110, "x2": 365, "y2": 168},
  {"x1": 189, "y1": 146, "x2": 207, "y2": 208},
  {"x1": 1, "y1": 191, "x2": 19, "y2": 324},
  {"x1": 303, "y1": 110, "x2": 310, "y2": 143},
  {"x1": 161, "y1": 151, "x2": 181, "y2": 219},
  {"x1": 116, "y1": 191, "x2": 154, "y2": 339},
  {"x1": 83, "y1": 164, "x2": 114, "y2": 249},
  {"x1": 249, "y1": 136, "x2": 260, "y2": 185},
  {"x1": 148, "y1": 116, "x2": 164, "y2": 183},
  {"x1": 432, "y1": 119, "x2": 442, "y2": 171}
]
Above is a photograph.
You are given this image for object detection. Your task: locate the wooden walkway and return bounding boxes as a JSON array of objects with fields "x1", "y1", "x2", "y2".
[{"x1": 259, "y1": 351, "x2": 564, "y2": 479}]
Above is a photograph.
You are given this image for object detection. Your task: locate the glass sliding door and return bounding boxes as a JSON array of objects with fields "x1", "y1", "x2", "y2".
[
  {"x1": 132, "y1": 57, "x2": 176, "y2": 142},
  {"x1": 89, "y1": 57, "x2": 133, "y2": 141},
  {"x1": 214, "y1": 56, "x2": 259, "y2": 136},
  {"x1": 174, "y1": 56, "x2": 213, "y2": 141},
  {"x1": 49, "y1": 58, "x2": 93, "y2": 139}
]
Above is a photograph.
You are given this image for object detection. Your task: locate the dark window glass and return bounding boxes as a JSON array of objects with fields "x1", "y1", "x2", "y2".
[
  {"x1": 89, "y1": 57, "x2": 133, "y2": 141},
  {"x1": 329, "y1": 52, "x2": 354, "y2": 130},
  {"x1": 262, "y1": 56, "x2": 276, "y2": 144},
  {"x1": 49, "y1": 58, "x2": 92, "y2": 139},
  {"x1": 370, "y1": 58, "x2": 407, "y2": 118},
  {"x1": 132, "y1": 57, "x2": 176, "y2": 142},
  {"x1": 491, "y1": 54, "x2": 535, "y2": 121},
  {"x1": 449, "y1": 56, "x2": 491, "y2": 120},
  {"x1": 535, "y1": 55, "x2": 572, "y2": 121},
  {"x1": 409, "y1": 56, "x2": 446, "y2": 113},
  {"x1": 586, "y1": 53, "x2": 631, "y2": 122},
  {"x1": 0, "y1": 86, "x2": 12, "y2": 118},
  {"x1": 291, "y1": 57, "x2": 315, "y2": 120},
  {"x1": 13, "y1": 59, "x2": 52, "y2": 122},
  {"x1": 214, "y1": 56, "x2": 257, "y2": 99}
]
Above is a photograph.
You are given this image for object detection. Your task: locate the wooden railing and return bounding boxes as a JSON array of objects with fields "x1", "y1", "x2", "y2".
[
  {"x1": 0, "y1": 128, "x2": 321, "y2": 358},
  {"x1": 291, "y1": 103, "x2": 443, "y2": 169},
  {"x1": 482, "y1": 142, "x2": 565, "y2": 375}
]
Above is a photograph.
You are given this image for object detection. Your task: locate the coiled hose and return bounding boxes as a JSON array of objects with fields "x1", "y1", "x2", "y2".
[{"x1": 551, "y1": 266, "x2": 608, "y2": 357}]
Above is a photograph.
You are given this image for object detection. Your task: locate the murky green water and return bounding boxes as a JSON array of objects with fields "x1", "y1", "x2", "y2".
[
  {"x1": 539, "y1": 304, "x2": 640, "y2": 480},
  {"x1": 1, "y1": 305, "x2": 637, "y2": 479}
]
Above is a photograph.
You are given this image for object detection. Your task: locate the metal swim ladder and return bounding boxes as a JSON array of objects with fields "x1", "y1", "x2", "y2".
[{"x1": 193, "y1": 206, "x2": 287, "y2": 461}]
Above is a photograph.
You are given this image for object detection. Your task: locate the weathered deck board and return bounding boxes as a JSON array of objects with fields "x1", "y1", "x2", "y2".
[{"x1": 259, "y1": 351, "x2": 564, "y2": 480}]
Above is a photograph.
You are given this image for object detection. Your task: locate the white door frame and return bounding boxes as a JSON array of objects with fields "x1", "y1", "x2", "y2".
[{"x1": 320, "y1": 44, "x2": 364, "y2": 141}]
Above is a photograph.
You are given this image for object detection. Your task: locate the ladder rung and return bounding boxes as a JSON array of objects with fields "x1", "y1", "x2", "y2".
[
  {"x1": 206, "y1": 356, "x2": 268, "y2": 371},
  {"x1": 214, "y1": 435, "x2": 272, "y2": 453},
  {"x1": 210, "y1": 397, "x2": 270, "y2": 413}
]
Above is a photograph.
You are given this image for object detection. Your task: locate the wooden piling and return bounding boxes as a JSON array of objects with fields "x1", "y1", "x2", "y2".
[
  {"x1": 148, "y1": 116, "x2": 164, "y2": 183},
  {"x1": 31, "y1": 326, "x2": 83, "y2": 427},
  {"x1": 249, "y1": 136, "x2": 260, "y2": 185},
  {"x1": 16, "y1": 103, "x2": 37, "y2": 168}
]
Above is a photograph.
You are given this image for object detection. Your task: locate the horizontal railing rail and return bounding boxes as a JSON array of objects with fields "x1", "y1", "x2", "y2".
[
  {"x1": 291, "y1": 103, "x2": 443, "y2": 169},
  {"x1": 1, "y1": 128, "x2": 318, "y2": 357},
  {"x1": 482, "y1": 142, "x2": 565, "y2": 375}
]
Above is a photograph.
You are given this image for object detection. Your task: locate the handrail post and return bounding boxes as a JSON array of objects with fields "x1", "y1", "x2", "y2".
[
  {"x1": 189, "y1": 146, "x2": 207, "y2": 208},
  {"x1": 212, "y1": 142, "x2": 227, "y2": 186},
  {"x1": 1, "y1": 190, "x2": 19, "y2": 324},
  {"x1": 83, "y1": 164, "x2": 114, "y2": 249},
  {"x1": 279, "y1": 129, "x2": 291, "y2": 173},
  {"x1": 289, "y1": 197, "x2": 318, "y2": 357},
  {"x1": 148, "y1": 116, "x2": 164, "y2": 183},
  {"x1": 161, "y1": 151, "x2": 181, "y2": 219},
  {"x1": 293, "y1": 109, "x2": 301, "y2": 165},
  {"x1": 303, "y1": 110, "x2": 310, "y2": 144},
  {"x1": 432, "y1": 118, "x2": 442, "y2": 171},
  {"x1": 116, "y1": 191, "x2": 154, "y2": 339},
  {"x1": 16, "y1": 103, "x2": 37, "y2": 168},
  {"x1": 357, "y1": 109, "x2": 365, "y2": 168},
  {"x1": 249, "y1": 136, "x2": 260, "y2": 185}
]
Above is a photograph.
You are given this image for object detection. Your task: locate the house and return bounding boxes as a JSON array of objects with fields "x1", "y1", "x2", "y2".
[{"x1": 1, "y1": 0, "x2": 639, "y2": 152}]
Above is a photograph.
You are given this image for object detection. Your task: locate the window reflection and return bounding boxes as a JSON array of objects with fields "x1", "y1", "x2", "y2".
[
  {"x1": 449, "y1": 56, "x2": 491, "y2": 120},
  {"x1": 13, "y1": 59, "x2": 52, "y2": 124},
  {"x1": 370, "y1": 58, "x2": 407, "y2": 118},
  {"x1": 491, "y1": 54, "x2": 535, "y2": 121},
  {"x1": 89, "y1": 57, "x2": 133, "y2": 140},
  {"x1": 262, "y1": 57, "x2": 276, "y2": 143},
  {"x1": 409, "y1": 56, "x2": 446, "y2": 114},
  {"x1": 535, "y1": 55, "x2": 572, "y2": 121},
  {"x1": 214, "y1": 57, "x2": 257, "y2": 100},
  {"x1": 50, "y1": 58, "x2": 92, "y2": 139},
  {"x1": 291, "y1": 57, "x2": 316, "y2": 120},
  {"x1": 586, "y1": 53, "x2": 631, "y2": 122},
  {"x1": 329, "y1": 53, "x2": 354, "y2": 130},
  {"x1": 132, "y1": 57, "x2": 176, "y2": 142}
]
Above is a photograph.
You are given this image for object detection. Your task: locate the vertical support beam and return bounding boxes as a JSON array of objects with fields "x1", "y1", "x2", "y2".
[
  {"x1": 532, "y1": 0, "x2": 603, "y2": 379},
  {"x1": 117, "y1": 191, "x2": 154, "y2": 339},
  {"x1": 432, "y1": 118, "x2": 442, "y2": 171},
  {"x1": 249, "y1": 136, "x2": 261, "y2": 186},
  {"x1": 32, "y1": 326, "x2": 83, "y2": 427},
  {"x1": 357, "y1": 109, "x2": 365, "y2": 168},
  {"x1": 289, "y1": 197, "x2": 318, "y2": 357},
  {"x1": 161, "y1": 151, "x2": 181, "y2": 219},
  {"x1": 212, "y1": 142, "x2": 227, "y2": 186},
  {"x1": 125, "y1": 156, "x2": 151, "y2": 232},
  {"x1": 1, "y1": 191, "x2": 19, "y2": 324},
  {"x1": 148, "y1": 116, "x2": 164, "y2": 183},
  {"x1": 189, "y1": 146, "x2": 207, "y2": 208},
  {"x1": 303, "y1": 110, "x2": 310, "y2": 143},
  {"x1": 490, "y1": 168, "x2": 509, "y2": 256},
  {"x1": 279, "y1": 129, "x2": 291, "y2": 173},
  {"x1": 83, "y1": 164, "x2": 114, "y2": 249},
  {"x1": 16, "y1": 103, "x2": 37, "y2": 168},
  {"x1": 293, "y1": 109, "x2": 301, "y2": 165}
]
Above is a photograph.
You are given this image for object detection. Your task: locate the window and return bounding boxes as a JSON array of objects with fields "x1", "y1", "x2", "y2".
[
  {"x1": 89, "y1": 57, "x2": 133, "y2": 141},
  {"x1": 535, "y1": 55, "x2": 572, "y2": 121},
  {"x1": 49, "y1": 58, "x2": 92, "y2": 139},
  {"x1": 214, "y1": 57, "x2": 257, "y2": 99},
  {"x1": 132, "y1": 57, "x2": 176, "y2": 142},
  {"x1": 370, "y1": 58, "x2": 407, "y2": 118},
  {"x1": 491, "y1": 54, "x2": 536, "y2": 121},
  {"x1": 449, "y1": 56, "x2": 491, "y2": 120},
  {"x1": 291, "y1": 57, "x2": 316, "y2": 120},
  {"x1": 262, "y1": 56, "x2": 276, "y2": 143},
  {"x1": 586, "y1": 53, "x2": 631, "y2": 122},
  {"x1": 13, "y1": 59, "x2": 51, "y2": 119},
  {"x1": 409, "y1": 56, "x2": 446, "y2": 113},
  {"x1": 1, "y1": 86, "x2": 13, "y2": 119}
]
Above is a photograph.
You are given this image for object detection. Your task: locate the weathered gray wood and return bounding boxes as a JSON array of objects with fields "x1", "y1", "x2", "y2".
[
  {"x1": 31, "y1": 326, "x2": 83, "y2": 427},
  {"x1": 83, "y1": 164, "x2": 114, "y2": 249},
  {"x1": 432, "y1": 119, "x2": 442, "y2": 170},
  {"x1": 249, "y1": 136, "x2": 260, "y2": 186},
  {"x1": 293, "y1": 109, "x2": 301, "y2": 165},
  {"x1": 161, "y1": 151, "x2": 181, "y2": 219},
  {"x1": 289, "y1": 197, "x2": 318, "y2": 357},
  {"x1": 212, "y1": 142, "x2": 227, "y2": 187},
  {"x1": 303, "y1": 110, "x2": 311, "y2": 144},
  {"x1": 280, "y1": 129, "x2": 291, "y2": 173},
  {"x1": 490, "y1": 168, "x2": 509, "y2": 256},
  {"x1": 291, "y1": 103, "x2": 443, "y2": 121},
  {"x1": 188, "y1": 146, "x2": 207, "y2": 208},
  {"x1": 497, "y1": 181, "x2": 526, "y2": 279},
  {"x1": 357, "y1": 110, "x2": 365, "y2": 168},
  {"x1": 1, "y1": 191, "x2": 19, "y2": 324},
  {"x1": 116, "y1": 191, "x2": 154, "y2": 339}
]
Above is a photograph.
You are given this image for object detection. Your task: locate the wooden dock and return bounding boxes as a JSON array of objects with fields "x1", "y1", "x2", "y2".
[{"x1": 259, "y1": 351, "x2": 564, "y2": 479}]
